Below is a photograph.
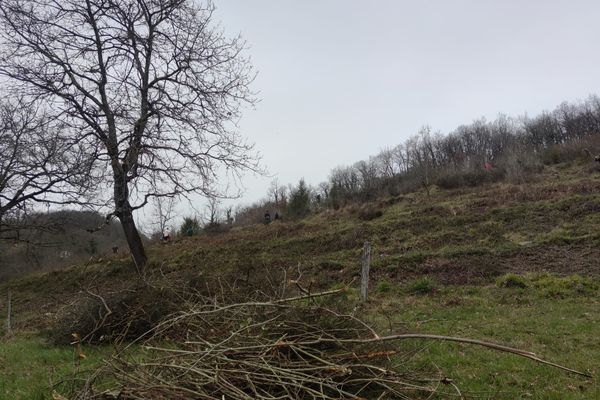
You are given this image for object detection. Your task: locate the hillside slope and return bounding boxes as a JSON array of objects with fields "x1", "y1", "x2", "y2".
[
  {"x1": 3, "y1": 161, "x2": 600, "y2": 331},
  {"x1": 156, "y1": 162, "x2": 600, "y2": 285},
  {"x1": 1, "y1": 161, "x2": 600, "y2": 399}
]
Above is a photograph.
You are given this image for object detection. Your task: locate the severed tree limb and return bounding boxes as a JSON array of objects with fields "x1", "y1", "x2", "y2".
[{"x1": 284, "y1": 334, "x2": 592, "y2": 378}]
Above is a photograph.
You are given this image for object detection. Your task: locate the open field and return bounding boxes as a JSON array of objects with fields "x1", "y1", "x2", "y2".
[{"x1": 1, "y1": 162, "x2": 600, "y2": 399}]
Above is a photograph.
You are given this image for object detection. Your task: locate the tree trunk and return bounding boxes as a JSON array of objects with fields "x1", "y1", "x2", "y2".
[
  {"x1": 119, "y1": 210, "x2": 147, "y2": 273},
  {"x1": 111, "y1": 157, "x2": 147, "y2": 274}
]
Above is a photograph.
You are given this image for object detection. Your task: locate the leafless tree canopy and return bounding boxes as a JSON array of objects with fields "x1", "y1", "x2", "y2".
[
  {"x1": 0, "y1": 97, "x2": 94, "y2": 226},
  {"x1": 318, "y1": 96, "x2": 600, "y2": 207},
  {"x1": 0, "y1": 0, "x2": 259, "y2": 269}
]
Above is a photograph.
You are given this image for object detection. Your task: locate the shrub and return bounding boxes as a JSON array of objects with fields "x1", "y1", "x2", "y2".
[
  {"x1": 179, "y1": 216, "x2": 201, "y2": 236},
  {"x1": 541, "y1": 142, "x2": 590, "y2": 165},
  {"x1": 496, "y1": 273, "x2": 529, "y2": 289},
  {"x1": 528, "y1": 273, "x2": 599, "y2": 298},
  {"x1": 318, "y1": 259, "x2": 344, "y2": 270},
  {"x1": 407, "y1": 277, "x2": 436, "y2": 295},
  {"x1": 462, "y1": 170, "x2": 489, "y2": 187},
  {"x1": 376, "y1": 280, "x2": 393, "y2": 293},
  {"x1": 498, "y1": 151, "x2": 543, "y2": 184},
  {"x1": 435, "y1": 168, "x2": 505, "y2": 190},
  {"x1": 541, "y1": 146, "x2": 566, "y2": 165},
  {"x1": 287, "y1": 179, "x2": 312, "y2": 218},
  {"x1": 357, "y1": 204, "x2": 384, "y2": 221},
  {"x1": 203, "y1": 221, "x2": 231, "y2": 235},
  {"x1": 435, "y1": 173, "x2": 464, "y2": 189}
]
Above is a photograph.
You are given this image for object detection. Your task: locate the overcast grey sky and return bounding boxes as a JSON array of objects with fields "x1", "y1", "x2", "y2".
[{"x1": 214, "y1": 0, "x2": 600, "y2": 204}]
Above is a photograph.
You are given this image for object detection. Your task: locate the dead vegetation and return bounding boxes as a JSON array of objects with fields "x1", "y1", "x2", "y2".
[
  {"x1": 61, "y1": 277, "x2": 589, "y2": 400},
  {"x1": 48, "y1": 285, "x2": 181, "y2": 345}
]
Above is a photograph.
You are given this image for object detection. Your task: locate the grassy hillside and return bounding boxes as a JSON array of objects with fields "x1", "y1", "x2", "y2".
[
  {"x1": 1, "y1": 161, "x2": 600, "y2": 399},
  {"x1": 152, "y1": 162, "x2": 600, "y2": 287}
]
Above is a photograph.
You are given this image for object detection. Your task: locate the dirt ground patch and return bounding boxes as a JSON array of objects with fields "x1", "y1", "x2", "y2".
[{"x1": 378, "y1": 244, "x2": 600, "y2": 285}]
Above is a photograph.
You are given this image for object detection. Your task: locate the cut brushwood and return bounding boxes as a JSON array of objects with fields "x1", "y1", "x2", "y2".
[{"x1": 70, "y1": 288, "x2": 590, "y2": 399}]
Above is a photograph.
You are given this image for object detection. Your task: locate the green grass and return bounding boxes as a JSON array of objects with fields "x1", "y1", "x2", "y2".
[
  {"x1": 376, "y1": 279, "x2": 394, "y2": 293},
  {"x1": 365, "y1": 282, "x2": 600, "y2": 399},
  {"x1": 406, "y1": 276, "x2": 437, "y2": 295},
  {"x1": 497, "y1": 273, "x2": 529, "y2": 288},
  {"x1": 528, "y1": 273, "x2": 599, "y2": 298},
  {"x1": 0, "y1": 336, "x2": 112, "y2": 400}
]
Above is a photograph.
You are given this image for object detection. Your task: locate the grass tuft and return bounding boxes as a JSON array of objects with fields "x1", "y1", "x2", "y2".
[
  {"x1": 528, "y1": 273, "x2": 599, "y2": 298},
  {"x1": 496, "y1": 273, "x2": 529, "y2": 289},
  {"x1": 376, "y1": 280, "x2": 393, "y2": 293},
  {"x1": 406, "y1": 276, "x2": 436, "y2": 295}
]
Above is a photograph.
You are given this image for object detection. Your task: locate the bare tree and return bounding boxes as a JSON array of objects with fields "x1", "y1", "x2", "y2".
[
  {"x1": 0, "y1": 0, "x2": 259, "y2": 271},
  {"x1": 151, "y1": 193, "x2": 176, "y2": 240},
  {"x1": 354, "y1": 159, "x2": 379, "y2": 200},
  {"x1": 224, "y1": 206, "x2": 233, "y2": 224},
  {"x1": 375, "y1": 147, "x2": 398, "y2": 179},
  {"x1": 317, "y1": 181, "x2": 330, "y2": 203},
  {"x1": 267, "y1": 179, "x2": 287, "y2": 209},
  {"x1": 0, "y1": 97, "x2": 95, "y2": 237},
  {"x1": 205, "y1": 196, "x2": 221, "y2": 226}
]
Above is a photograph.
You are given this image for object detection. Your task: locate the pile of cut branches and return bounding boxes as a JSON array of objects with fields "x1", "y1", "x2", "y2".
[{"x1": 71, "y1": 288, "x2": 589, "y2": 400}]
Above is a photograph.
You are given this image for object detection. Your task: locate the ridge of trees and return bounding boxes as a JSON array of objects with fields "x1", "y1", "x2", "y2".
[{"x1": 234, "y1": 95, "x2": 600, "y2": 224}]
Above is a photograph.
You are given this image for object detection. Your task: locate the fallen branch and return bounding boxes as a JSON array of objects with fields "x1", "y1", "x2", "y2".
[
  {"x1": 69, "y1": 286, "x2": 591, "y2": 400},
  {"x1": 278, "y1": 333, "x2": 591, "y2": 378}
]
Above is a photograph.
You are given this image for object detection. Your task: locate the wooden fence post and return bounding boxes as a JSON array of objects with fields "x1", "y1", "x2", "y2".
[
  {"x1": 6, "y1": 290, "x2": 12, "y2": 334},
  {"x1": 360, "y1": 242, "x2": 371, "y2": 302}
]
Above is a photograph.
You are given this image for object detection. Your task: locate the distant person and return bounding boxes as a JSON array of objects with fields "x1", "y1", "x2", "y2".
[
  {"x1": 111, "y1": 245, "x2": 119, "y2": 255},
  {"x1": 264, "y1": 210, "x2": 271, "y2": 224},
  {"x1": 163, "y1": 227, "x2": 171, "y2": 242}
]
